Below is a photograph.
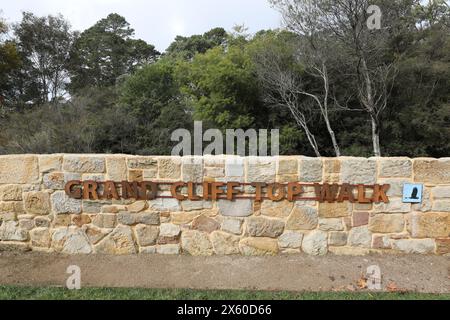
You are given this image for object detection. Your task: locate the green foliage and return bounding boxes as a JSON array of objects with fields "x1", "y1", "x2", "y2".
[
  {"x1": 179, "y1": 42, "x2": 265, "y2": 130},
  {"x1": 165, "y1": 27, "x2": 227, "y2": 60},
  {"x1": 119, "y1": 58, "x2": 193, "y2": 154},
  {"x1": 0, "y1": 88, "x2": 136, "y2": 154},
  {"x1": 11, "y1": 12, "x2": 75, "y2": 104},
  {"x1": 68, "y1": 13, "x2": 160, "y2": 93},
  {"x1": 0, "y1": 286, "x2": 449, "y2": 300},
  {"x1": 382, "y1": 19, "x2": 450, "y2": 157},
  {"x1": 0, "y1": 19, "x2": 21, "y2": 111},
  {"x1": 0, "y1": 3, "x2": 449, "y2": 157}
]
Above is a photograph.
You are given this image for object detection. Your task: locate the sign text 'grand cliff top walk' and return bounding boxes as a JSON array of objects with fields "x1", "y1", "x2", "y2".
[{"x1": 65, "y1": 180, "x2": 390, "y2": 204}]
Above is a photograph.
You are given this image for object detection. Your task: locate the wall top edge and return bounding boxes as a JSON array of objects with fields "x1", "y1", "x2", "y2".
[{"x1": 0, "y1": 154, "x2": 449, "y2": 161}]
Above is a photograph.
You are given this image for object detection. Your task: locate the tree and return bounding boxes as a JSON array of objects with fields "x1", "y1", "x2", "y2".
[
  {"x1": 165, "y1": 27, "x2": 227, "y2": 60},
  {"x1": 177, "y1": 31, "x2": 317, "y2": 156},
  {"x1": 251, "y1": 31, "x2": 322, "y2": 156},
  {"x1": 0, "y1": 86, "x2": 140, "y2": 154},
  {"x1": 178, "y1": 41, "x2": 267, "y2": 131},
  {"x1": 382, "y1": 1, "x2": 450, "y2": 157},
  {"x1": 252, "y1": 29, "x2": 347, "y2": 156},
  {"x1": 119, "y1": 58, "x2": 192, "y2": 154},
  {"x1": 270, "y1": 0, "x2": 408, "y2": 156},
  {"x1": 68, "y1": 13, "x2": 160, "y2": 93},
  {"x1": 0, "y1": 18, "x2": 21, "y2": 111},
  {"x1": 13, "y1": 12, "x2": 75, "y2": 104}
]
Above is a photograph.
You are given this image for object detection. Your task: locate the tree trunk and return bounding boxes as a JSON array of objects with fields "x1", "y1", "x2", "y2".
[
  {"x1": 360, "y1": 58, "x2": 382, "y2": 157},
  {"x1": 304, "y1": 126, "x2": 321, "y2": 157},
  {"x1": 371, "y1": 117, "x2": 381, "y2": 157},
  {"x1": 324, "y1": 118, "x2": 341, "y2": 157}
]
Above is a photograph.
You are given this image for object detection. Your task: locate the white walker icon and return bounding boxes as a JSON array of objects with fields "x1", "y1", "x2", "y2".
[
  {"x1": 66, "y1": 265, "x2": 81, "y2": 290},
  {"x1": 402, "y1": 184, "x2": 423, "y2": 203}
]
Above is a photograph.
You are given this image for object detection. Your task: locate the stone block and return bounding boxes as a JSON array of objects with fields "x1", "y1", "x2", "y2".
[
  {"x1": 298, "y1": 157, "x2": 323, "y2": 182},
  {"x1": 191, "y1": 215, "x2": 220, "y2": 233},
  {"x1": 369, "y1": 214, "x2": 405, "y2": 233},
  {"x1": 379, "y1": 158, "x2": 412, "y2": 178},
  {"x1": 348, "y1": 226, "x2": 372, "y2": 248},
  {"x1": 127, "y1": 157, "x2": 157, "y2": 170},
  {"x1": 43, "y1": 172, "x2": 65, "y2": 190},
  {"x1": 225, "y1": 157, "x2": 244, "y2": 177},
  {"x1": 148, "y1": 198, "x2": 181, "y2": 212},
  {"x1": 63, "y1": 155, "x2": 105, "y2": 173},
  {"x1": 157, "y1": 244, "x2": 180, "y2": 255},
  {"x1": 30, "y1": 227, "x2": 51, "y2": 248},
  {"x1": 373, "y1": 199, "x2": 411, "y2": 213},
  {"x1": 218, "y1": 199, "x2": 252, "y2": 217},
  {"x1": 51, "y1": 191, "x2": 82, "y2": 214},
  {"x1": 319, "y1": 202, "x2": 351, "y2": 218},
  {"x1": 301, "y1": 230, "x2": 328, "y2": 255},
  {"x1": 414, "y1": 158, "x2": 450, "y2": 184},
  {"x1": 181, "y1": 230, "x2": 214, "y2": 256},
  {"x1": 432, "y1": 201, "x2": 450, "y2": 212},
  {"x1": 210, "y1": 231, "x2": 240, "y2": 255},
  {"x1": 278, "y1": 231, "x2": 303, "y2": 249},
  {"x1": 170, "y1": 211, "x2": 202, "y2": 225},
  {"x1": 94, "y1": 225, "x2": 136, "y2": 254},
  {"x1": 0, "y1": 221, "x2": 28, "y2": 241},
  {"x1": 286, "y1": 206, "x2": 318, "y2": 230},
  {"x1": 51, "y1": 227, "x2": 92, "y2": 254},
  {"x1": 221, "y1": 218, "x2": 243, "y2": 235},
  {"x1": 408, "y1": 212, "x2": 449, "y2": 238},
  {"x1": 0, "y1": 155, "x2": 39, "y2": 184},
  {"x1": 372, "y1": 235, "x2": 391, "y2": 249},
  {"x1": 39, "y1": 155, "x2": 62, "y2": 173},
  {"x1": 106, "y1": 156, "x2": 127, "y2": 181},
  {"x1": 246, "y1": 157, "x2": 276, "y2": 182},
  {"x1": 278, "y1": 157, "x2": 298, "y2": 175},
  {"x1": 340, "y1": 158, "x2": 376, "y2": 184},
  {"x1": 436, "y1": 238, "x2": 450, "y2": 255},
  {"x1": 246, "y1": 216, "x2": 285, "y2": 238},
  {"x1": 182, "y1": 157, "x2": 203, "y2": 183},
  {"x1": 117, "y1": 211, "x2": 160, "y2": 226},
  {"x1": 0, "y1": 185, "x2": 22, "y2": 201},
  {"x1": 24, "y1": 192, "x2": 51, "y2": 215},
  {"x1": 239, "y1": 237, "x2": 278, "y2": 256},
  {"x1": 352, "y1": 212, "x2": 369, "y2": 227},
  {"x1": 135, "y1": 224, "x2": 159, "y2": 247},
  {"x1": 328, "y1": 232, "x2": 348, "y2": 246},
  {"x1": 158, "y1": 158, "x2": 181, "y2": 180},
  {"x1": 431, "y1": 187, "x2": 450, "y2": 199},
  {"x1": 319, "y1": 218, "x2": 344, "y2": 231},
  {"x1": 391, "y1": 239, "x2": 435, "y2": 254},
  {"x1": 260, "y1": 200, "x2": 293, "y2": 218}
]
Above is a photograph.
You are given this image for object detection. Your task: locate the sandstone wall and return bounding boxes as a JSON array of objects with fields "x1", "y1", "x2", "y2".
[{"x1": 0, "y1": 154, "x2": 449, "y2": 256}]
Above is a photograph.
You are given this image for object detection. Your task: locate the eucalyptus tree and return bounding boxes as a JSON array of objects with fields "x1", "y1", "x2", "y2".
[
  {"x1": 68, "y1": 13, "x2": 160, "y2": 93},
  {"x1": 269, "y1": 0, "x2": 410, "y2": 156},
  {"x1": 13, "y1": 12, "x2": 75, "y2": 104}
]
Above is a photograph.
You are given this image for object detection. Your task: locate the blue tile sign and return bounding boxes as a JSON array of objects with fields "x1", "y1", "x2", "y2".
[{"x1": 402, "y1": 184, "x2": 423, "y2": 203}]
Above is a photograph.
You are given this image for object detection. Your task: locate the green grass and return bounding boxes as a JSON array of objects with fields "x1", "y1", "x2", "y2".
[{"x1": 0, "y1": 286, "x2": 448, "y2": 300}]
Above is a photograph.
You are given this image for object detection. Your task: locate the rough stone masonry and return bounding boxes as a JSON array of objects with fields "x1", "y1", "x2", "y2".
[{"x1": 0, "y1": 154, "x2": 449, "y2": 256}]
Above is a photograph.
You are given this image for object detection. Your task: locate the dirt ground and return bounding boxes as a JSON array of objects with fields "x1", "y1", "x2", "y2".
[{"x1": 0, "y1": 251, "x2": 448, "y2": 293}]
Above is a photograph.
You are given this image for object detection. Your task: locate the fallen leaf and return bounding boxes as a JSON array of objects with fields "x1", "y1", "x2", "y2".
[
  {"x1": 386, "y1": 282, "x2": 400, "y2": 292},
  {"x1": 346, "y1": 284, "x2": 356, "y2": 292},
  {"x1": 357, "y1": 274, "x2": 368, "y2": 289}
]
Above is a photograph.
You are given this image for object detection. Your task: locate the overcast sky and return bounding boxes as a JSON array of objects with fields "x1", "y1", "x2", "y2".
[{"x1": 1, "y1": 0, "x2": 282, "y2": 51}]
